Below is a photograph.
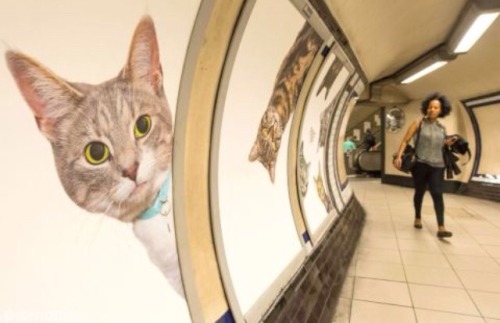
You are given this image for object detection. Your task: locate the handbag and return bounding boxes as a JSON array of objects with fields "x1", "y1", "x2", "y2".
[
  {"x1": 398, "y1": 145, "x2": 417, "y2": 173},
  {"x1": 393, "y1": 119, "x2": 422, "y2": 173}
]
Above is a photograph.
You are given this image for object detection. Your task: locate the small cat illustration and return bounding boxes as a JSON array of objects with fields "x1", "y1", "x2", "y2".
[
  {"x1": 5, "y1": 16, "x2": 183, "y2": 296},
  {"x1": 315, "y1": 56, "x2": 343, "y2": 100},
  {"x1": 298, "y1": 141, "x2": 310, "y2": 197},
  {"x1": 317, "y1": 57, "x2": 344, "y2": 149},
  {"x1": 314, "y1": 166, "x2": 332, "y2": 213},
  {"x1": 249, "y1": 23, "x2": 323, "y2": 183},
  {"x1": 318, "y1": 105, "x2": 333, "y2": 149}
]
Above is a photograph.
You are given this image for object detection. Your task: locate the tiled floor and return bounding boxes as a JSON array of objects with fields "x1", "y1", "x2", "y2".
[{"x1": 333, "y1": 178, "x2": 500, "y2": 323}]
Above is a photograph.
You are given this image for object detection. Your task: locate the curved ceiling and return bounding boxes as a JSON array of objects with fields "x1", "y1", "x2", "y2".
[{"x1": 324, "y1": 0, "x2": 500, "y2": 102}]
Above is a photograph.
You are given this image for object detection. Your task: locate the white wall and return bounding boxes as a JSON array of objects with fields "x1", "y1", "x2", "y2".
[{"x1": 472, "y1": 104, "x2": 500, "y2": 174}]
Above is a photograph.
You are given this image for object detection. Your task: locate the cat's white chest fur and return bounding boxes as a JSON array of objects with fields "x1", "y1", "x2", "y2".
[{"x1": 132, "y1": 210, "x2": 184, "y2": 297}]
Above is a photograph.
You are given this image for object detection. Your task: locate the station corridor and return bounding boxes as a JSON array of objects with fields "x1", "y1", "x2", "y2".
[{"x1": 333, "y1": 178, "x2": 500, "y2": 323}]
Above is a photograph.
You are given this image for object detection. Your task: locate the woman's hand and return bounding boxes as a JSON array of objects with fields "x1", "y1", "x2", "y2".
[
  {"x1": 393, "y1": 155, "x2": 402, "y2": 169},
  {"x1": 444, "y1": 135, "x2": 457, "y2": 146}
]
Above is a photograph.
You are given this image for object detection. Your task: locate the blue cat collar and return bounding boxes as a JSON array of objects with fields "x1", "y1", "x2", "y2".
[{"x1": 138, "y1": 174, "x2": 170, "y2": 220}]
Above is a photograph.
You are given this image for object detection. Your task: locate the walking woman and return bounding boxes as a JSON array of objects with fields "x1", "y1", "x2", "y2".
[{"x1": 393, "y1": 93, "x2": 456, "y2": 238}]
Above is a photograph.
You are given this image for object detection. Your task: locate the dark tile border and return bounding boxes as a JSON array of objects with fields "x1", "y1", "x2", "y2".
[{"x1": 262, "y1": 197, "x2": 365, "y2": 323}]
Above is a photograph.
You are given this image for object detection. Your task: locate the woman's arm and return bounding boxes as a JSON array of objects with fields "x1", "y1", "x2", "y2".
[{"x1": 393, "y1": 119, "x2": 420, "y2": 169}]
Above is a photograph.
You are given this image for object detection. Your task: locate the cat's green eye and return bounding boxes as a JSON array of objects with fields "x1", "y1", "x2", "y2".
[
  {"x1": 134, "y1": 115, "x2": 151, "y2": 138},
  {"x1": 84, "y1": 142, "x2": 110, "y2": 165}
]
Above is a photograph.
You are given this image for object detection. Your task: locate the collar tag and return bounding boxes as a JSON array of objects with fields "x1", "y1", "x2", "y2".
[{"x1": 138, "y1": 174, "x2": 171, "y2": 220}]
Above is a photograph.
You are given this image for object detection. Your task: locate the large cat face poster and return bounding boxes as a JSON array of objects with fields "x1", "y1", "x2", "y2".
[{"x1": 0, "y1": 1, "x2": 199, "y2": 322}]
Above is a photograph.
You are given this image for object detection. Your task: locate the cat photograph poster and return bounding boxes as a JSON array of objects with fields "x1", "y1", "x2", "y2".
[
  {"x1": 216, "y1": 1, "x2": 325, "y2": 314},
  {"x1": 297, "y1": 52, "x2": 351, "y2": 240},
  {"x1": 0, "y1": 1, "x2": 199, "y2": 322}
]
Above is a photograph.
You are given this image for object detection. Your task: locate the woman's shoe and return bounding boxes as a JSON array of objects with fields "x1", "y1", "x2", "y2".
[
  {"x1": 414, "y1": 219, "x2": 422, "y2": 229},
  {"x1": 437, "y1": 231, "x2": 453, "y2": 238}
]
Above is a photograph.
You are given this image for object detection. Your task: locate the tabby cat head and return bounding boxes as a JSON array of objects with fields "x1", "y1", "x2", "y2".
[
  {"x1": 5, "y1": 16, "x2": 172, "y2": 222},
  {"x1": 248, "y1": 107, "x2": 282, "y2": 183}
]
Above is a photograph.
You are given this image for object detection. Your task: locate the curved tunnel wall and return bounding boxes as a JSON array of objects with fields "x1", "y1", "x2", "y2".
[
  {"x1": 178, "y1": 0, "x2": 366, "y2": 321},
  {"x1": 0, "y1": 0, "x2": 366, "y2": 322}
]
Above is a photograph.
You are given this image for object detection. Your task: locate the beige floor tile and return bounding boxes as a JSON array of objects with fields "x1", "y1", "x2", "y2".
[
  {"x1": 446, "y1": 255, "x2": 500, "y2": 273},
  {"x1": 446, "y1": 206, "x2": 476, "y2": 217},
  {"x1": 391, "y1": 220, "x2": 416, "y2": 229},
  {"x1": 465, "y1": 226, "x2": 500, "y2": 236},
  {"x1": 356, "y1": 248, "x2": 402, "y2": 264},
  {"x1": 409, "y1": 284, "x2": 479, "y2": 315},
  {"x1": 360, "y1": 229, "x2": 396, "y2": 240},
  {"x1": 353, "y1": 277, "x2": 412, "y2": 306},
  {"x1": 357, "y1": 237, "x2": 399, "y2": 250},
  {"x1": 475, "y1": 235, "x2": 500, "y2": 246},
  {"x1": 415, "y1": 309, "x2": 484, "y2": 323},
  {"x1": 400, "y1": 250, "x2": 451, "y2": 268},
  {"x1": 394, "y1": 228, "x2": 435, "y2": 240},
  {"x1": 439, "y1": 241, "x2": 490, "y2": 257},
  {"x1": 347, "y1": 262, "x2": 356, "y2": 276},
  {"x1": 339, "y1": 276, "x2": 354, "y2": 299},
  {"x1": 452, "y1": 216, "x2": 487, "y2": 226},
  {"x1": 438, "y1": 234, "x2": 483, "y2": 244},
  {"x1": 398, "y1": 238, "x2": 441, "y2": 253},
  {"x1": 363, "y1": 218, "x2": 391, "y2": 227},
  {"x1": 405, "y1": 265, "x2": 462, "y2": 288},
  {"x1": 355, "y1": 260, "x2": 406, "y2": 282},
  {"x1": 332, "y1": 297, "x2": 351, "y2": 323},
  {"x1": 485, "y1": 319, "x2": 500, "y2": 323},
  {"x1": 388, "y1": 208, "x2": 413, "y2": 217},
  {"x1": 469, "y1": 290, "x2": 500, "y2": 319},
  {"x1": 455, "y1": 270, "x2": 500, "y2": 293},
  {"x1": 484, "y1": 246, "x2": 500, "y2": 258},
  {"x1": 350, "y1": 300, "x2": 415, "y2": 323}
]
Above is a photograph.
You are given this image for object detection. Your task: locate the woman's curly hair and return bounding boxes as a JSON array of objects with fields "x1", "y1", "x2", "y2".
[{"x1": 420, "y1": 92, "x2": 452, "y2": 117}]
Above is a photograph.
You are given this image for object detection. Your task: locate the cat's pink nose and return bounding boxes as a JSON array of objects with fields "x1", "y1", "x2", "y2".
[{"x1": 122, "y1": 162, "x2": 139, "y2": 181}]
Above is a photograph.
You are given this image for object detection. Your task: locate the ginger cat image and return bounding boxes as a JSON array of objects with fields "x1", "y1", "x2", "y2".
[{"x1": 5, "y1": 16, "x2": 183, "y2": 297}]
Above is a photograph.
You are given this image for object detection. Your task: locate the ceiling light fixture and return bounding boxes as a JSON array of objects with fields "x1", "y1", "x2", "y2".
[
  {"x1": 401, "y1": 61, "x2": 448, "y2": 84},
  {"x1": 391, "y1": 0, "x2": 500, "y2": 85},
  {"x1": 395, "y1": 46, "x2": 455, "y2": 84},
  {"x1": 448, "y1": 0, "x2": 500, "y2": 54}
]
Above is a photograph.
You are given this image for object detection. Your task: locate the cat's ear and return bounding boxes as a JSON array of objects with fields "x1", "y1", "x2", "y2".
[
  {"x1": 122, "y1": 15, "x2": 163, "y2": 94},
  {"x1": 5, "y1": 50, "x2": 83, "y2": 141},
  {"x1": 248, "y1": 143, "x2": 276, "y2": 183}
]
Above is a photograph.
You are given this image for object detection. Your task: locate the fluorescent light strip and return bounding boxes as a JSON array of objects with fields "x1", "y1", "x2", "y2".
[
  {"x1": 454, "y1": 12, "x2": 499, "y2": 53},
  {"x1": 401, "y1": 61, "x2": 448, "y2": 84}
]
